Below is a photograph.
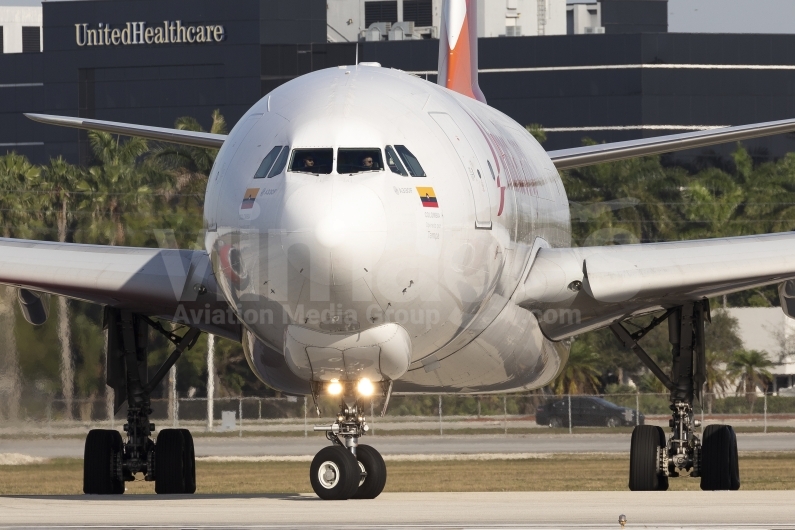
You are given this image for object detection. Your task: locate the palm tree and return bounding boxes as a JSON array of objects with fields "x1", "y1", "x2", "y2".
[
  {"x1": 39, "y1": 157, "x2": 88, "y2": 420},
  {"x1": 150, "y1": 109, "x2": 227, "y2": 177},
  {"x1": 680, "y1": 168, "x2": 744, "y2": 239},
  {"x1": 637, "y1": 371, "x2": 667, "y2": 394},
  {"x1": 700, "y1": 308, "x2": 743, "y2": 413},
  {"x1": 525, "y1": 124, "x2": 546, "y2": 144},
  {"x1": 553, "y1": 341, "x2": 602, "y2": 395},
  {"x1": 703, "y1": 350, "x2": 733, "y2": 414},
  {"x1": 562, "y1": 150, "x2": 685, "y2": 245},
  {"x1": 149, "y1": 111, "x2": 226, "y2": 248},
  {"x1": 728, "y1": 349, "x2": 773, "y2": 412},
  {"x1": 0, "y1": 152, "x2": 41, "y2": 238},
  {"x1": 0, "y1": 153, "x2": 40, "y2": 420},
  {"x1": 733, "y1": 146, "x2": 795, "y2": 236},
  {"x1": 0, "y1": 287, "x2": 21, "y2": 421},
  {"x1": 82, "y1": 131, "x2": 165, "y2": 247}
]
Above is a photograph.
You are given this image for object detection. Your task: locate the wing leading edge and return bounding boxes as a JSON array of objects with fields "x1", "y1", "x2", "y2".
[
  {"x1": 0, "y1": 238, "x2": 240, "y2": 341},
  {"x1": 25, "y1": 113, "x2": 227, "y2": 149},
  {"x1": 516, "y1": 232, "x2": 795, "y2": 340},
  {"x1": 547, "y1": 118, "x2": 795, "y2": 170}
]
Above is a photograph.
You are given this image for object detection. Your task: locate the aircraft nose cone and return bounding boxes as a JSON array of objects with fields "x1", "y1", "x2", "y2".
[{"x1": 281, "y1": 181, "x2": 387, "y2": 285}]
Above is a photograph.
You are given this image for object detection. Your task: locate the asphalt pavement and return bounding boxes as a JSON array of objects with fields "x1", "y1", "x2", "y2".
[
  {"x1": 1, "y1": 431, "x2": 794, "y2": 459},
  {"x1": 1, "y1": 491, "x2": 794, "y2": 528}
]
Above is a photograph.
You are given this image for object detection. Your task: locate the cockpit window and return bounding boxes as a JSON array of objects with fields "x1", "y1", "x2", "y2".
[
  {"x1": 337, "y1": 148, "x2": 384, "y2": 174},
  {"x1": 254, "y1": 146, "x2": 283, "y2": 179},
  {"x1": 267, "y1": 146, "x2": 290, "y2": 178},
  {"x1": 289, "y1": 148, "x2": 334, "y2": 175},
  {"x1": 394, "y1": 145, "x2": 426, "y2": 177},
  {"x1": 385, "y1": 145, "x2": 408, "y2": 176}
]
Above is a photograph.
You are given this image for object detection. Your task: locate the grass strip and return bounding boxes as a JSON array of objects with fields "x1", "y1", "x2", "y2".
[{"x1": 1, "y1": 453, "x2": 795, "y2": 495}]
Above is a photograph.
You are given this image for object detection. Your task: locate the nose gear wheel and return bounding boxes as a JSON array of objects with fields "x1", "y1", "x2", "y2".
[{"x1": 311, "y1": 393, "x2": 387, "y2": 500}]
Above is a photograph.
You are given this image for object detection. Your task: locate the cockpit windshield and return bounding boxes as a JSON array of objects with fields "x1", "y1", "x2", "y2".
[
  {"x1": 394, "y1": 145, "x2": 425, "y2": 177},
  {"x1": 289, "y1": 148, "x2": 334, "y2": 174},
  {"x1": 385, "y1": 145, "x2": 408, "y2": 176},
  {"x1": 337, "y1": 148, "x2": 384, "y2": 174},
  {"x1": 254, "y1": 146, "x2": 290, "y2": 179}
]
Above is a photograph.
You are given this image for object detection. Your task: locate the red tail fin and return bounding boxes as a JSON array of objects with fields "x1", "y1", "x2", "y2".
[{"x1": 437, "y1": 0, "x2": 486, "y2": 104}]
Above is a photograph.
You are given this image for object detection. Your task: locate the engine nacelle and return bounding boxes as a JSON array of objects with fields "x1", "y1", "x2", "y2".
[
  {"x1": 17, "y1": 289, "x2": 49, "y2": 326},
  {"x1": 779, "y1": 280, "x2": 795, "y2": 320}
]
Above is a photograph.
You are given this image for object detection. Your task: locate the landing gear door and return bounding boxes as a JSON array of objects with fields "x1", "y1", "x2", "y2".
[{"x1": 430, "y1": 112, "x2": 492, "y2": 230}]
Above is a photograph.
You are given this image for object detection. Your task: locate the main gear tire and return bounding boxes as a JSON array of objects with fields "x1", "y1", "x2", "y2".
[
  {"x1": 352, "y1": 445, "x2": 387, "y2": 499},
  {"x1": 700, "y1": 424, "x2": 740, "y2": 491},
  {"x1": 177, "y1": 429, "x2": 196, "y2": 494},
  {"x1": 83, "y1": 429, "x2": 124, "y2": 495},
  {"x1": 629, "y1": 425, "x2": 669, "y2": 491},
  {"x1": 155, "y1": 429, "x2": 188, "y2": 494},
  {"x1": 310, "y1": 446, "x2": 361, "y2": 500}
]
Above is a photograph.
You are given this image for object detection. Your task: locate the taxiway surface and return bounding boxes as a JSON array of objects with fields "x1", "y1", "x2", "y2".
[
  {"x1": 2, "y1": 432, "x2": 794, "y2": 458},
  {"x1": 0, "y1": 491, "x2": 793, "y2": 528}
]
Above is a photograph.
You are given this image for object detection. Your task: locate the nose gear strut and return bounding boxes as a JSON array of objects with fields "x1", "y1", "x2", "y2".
[{"x1": 310, "y1": 382, "x2": 388, "y2": 499}]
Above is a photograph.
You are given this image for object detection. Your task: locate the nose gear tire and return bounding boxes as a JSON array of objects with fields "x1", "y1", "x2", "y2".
[
  {"x1": 83, "y1": 429, "x2": 125, "y2": 495},
  {"x1": 352, "y1": 444, "x2": 387, "y2": 499},
  {"x1": 310, "y1": 446, "x2": 361, "y2": 500},
  {"x1": 629, "y1": 425, "x2": 669, "y2": 491},
  {"x1": 700, "y1": 424, "x2": 740, "y2": 490}
]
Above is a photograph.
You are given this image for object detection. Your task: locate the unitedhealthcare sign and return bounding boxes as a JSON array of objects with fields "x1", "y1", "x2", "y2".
[{"x1": 75, "y1": 21, "x2": 226, "y2": 46}]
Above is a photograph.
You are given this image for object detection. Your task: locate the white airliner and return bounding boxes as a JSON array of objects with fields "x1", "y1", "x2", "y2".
[{"x1": 16, "y1": 0, "x2": 795, "y2": 498}]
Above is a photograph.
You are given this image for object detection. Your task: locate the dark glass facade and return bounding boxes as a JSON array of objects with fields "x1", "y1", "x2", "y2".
[
  {"x1": 0, "y1": 0, "x2": 325, "y2": 164},
  {"x1": 601, "y1": 0, "x2": 668, "y2": 34},
  {"x1": 2, "y1": 0, "x2": 795, "y2": 167}
]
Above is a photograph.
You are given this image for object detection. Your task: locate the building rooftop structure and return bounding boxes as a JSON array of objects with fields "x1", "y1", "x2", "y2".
[
  {"x1": 0, "y1": 0, "x2": 795, "y2": 167},
  {"x1": 726, "y1": 307, "x2": 795, "y2": 394}
]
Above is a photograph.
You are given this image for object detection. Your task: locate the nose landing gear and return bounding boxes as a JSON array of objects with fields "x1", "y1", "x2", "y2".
[
  {"x1": 311, "y1": 389, "x2": 388, "y2": 500},
  {"x1": 612, "y1": 300, "x2": 740, "y2": 491}
]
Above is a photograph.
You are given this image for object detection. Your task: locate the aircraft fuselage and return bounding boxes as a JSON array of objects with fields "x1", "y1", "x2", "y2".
[{"x1": 205, "y1": 65, "x2": 571, "y2": 393}]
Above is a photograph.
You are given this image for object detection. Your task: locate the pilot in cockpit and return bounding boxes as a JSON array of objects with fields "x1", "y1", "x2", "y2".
[
  {"x1": 303, "y1": 155, "x2": 315, "y2": 168},
  {"x1": 361, "y1": 156, "x2": 374, "y2": 170}
]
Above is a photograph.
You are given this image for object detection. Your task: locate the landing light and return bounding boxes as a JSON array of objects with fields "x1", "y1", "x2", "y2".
[
  {"x1": 327, "y1": 380, "x2": 342, "y2": 395},
  {"x1": 357, "y1": 378, "x2": 374, "y2": 396}
]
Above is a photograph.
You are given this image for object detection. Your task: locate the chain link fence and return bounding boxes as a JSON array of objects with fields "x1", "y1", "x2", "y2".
[{"x1": 1, "y1": 391, "x2": 793, "y2": 437}]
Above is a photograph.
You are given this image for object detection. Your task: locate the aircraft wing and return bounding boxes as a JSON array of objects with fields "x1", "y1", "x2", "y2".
[
  {"x1": 547, "y1": 118, "x2": 795, "y2": 170},
  {"x1": 515, "y1": 231, "x2": 795, "y2": 340},
  {"x1": 25, "y1": 114, "x2": 226, "y2": 149},
  {"x1": 0, "y1": 238, "x2": 240, "y2": 341}
]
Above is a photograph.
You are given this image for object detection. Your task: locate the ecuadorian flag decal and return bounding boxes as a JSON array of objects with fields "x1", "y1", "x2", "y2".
[
  {"x1": 416, "y1": 187, "x2": 439, "y2": 208},
  {"x1": 241, "y1": 188, "x2": 259, "y2": 209}
]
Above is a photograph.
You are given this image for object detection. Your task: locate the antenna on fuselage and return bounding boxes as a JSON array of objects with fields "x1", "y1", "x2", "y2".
[{"x1": 437, "y1": 0, "x2": 486, "y2": 104}]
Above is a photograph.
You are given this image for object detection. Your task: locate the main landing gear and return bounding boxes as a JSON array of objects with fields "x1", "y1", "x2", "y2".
[
  {"x1": 83, "y1": 309, "x2": 201, "y2": 495},
  {"x1": 611, "y1": 300, "x2": 740, "y2": 491},
  {"x1": 310, "y1": 380, "x2": 389, "y2": 500}
]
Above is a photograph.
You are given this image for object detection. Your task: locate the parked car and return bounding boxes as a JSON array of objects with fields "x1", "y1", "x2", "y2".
[{"x1": 535, "y1": 396, "x2": 644, "y2": 428}]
